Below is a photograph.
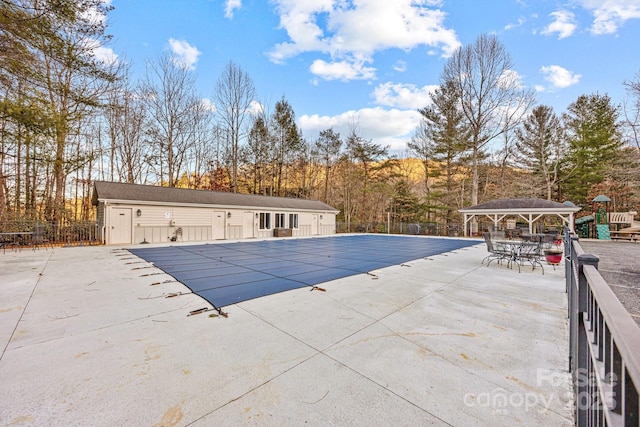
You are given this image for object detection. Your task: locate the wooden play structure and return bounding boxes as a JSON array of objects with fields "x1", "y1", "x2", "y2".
[
  {"x1": 575, "y1": 194, "x2": 639, "y2": 241},
  {"x1": 608, "y1": 210, "x2": 640, "y2": 241}
]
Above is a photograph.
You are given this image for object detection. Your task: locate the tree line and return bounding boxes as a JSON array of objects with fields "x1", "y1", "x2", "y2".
[{"x1": 1, "y1": 1, "x2": 639, "y2": 230}]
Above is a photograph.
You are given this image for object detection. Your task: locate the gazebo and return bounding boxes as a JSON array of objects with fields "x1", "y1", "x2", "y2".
[{"x1": 458, "y1": 198, "x2": 581, "y2": 237}]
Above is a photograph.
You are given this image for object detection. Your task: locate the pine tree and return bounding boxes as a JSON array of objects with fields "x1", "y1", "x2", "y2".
[
  {"x1": 513, "y1": 105, "x2": 565, "y2": 200},
  {"x1": 562, "y1": 94, "x2": 623, "y2": 203}
]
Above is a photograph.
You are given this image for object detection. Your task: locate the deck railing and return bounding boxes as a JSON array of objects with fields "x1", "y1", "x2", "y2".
[{"x1": 564, "y1": 227, "x2": 640, "y2": 426}]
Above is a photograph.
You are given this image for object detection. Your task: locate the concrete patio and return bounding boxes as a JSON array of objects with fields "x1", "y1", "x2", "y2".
[{"x1": 0, "y1": 236, "x2": 574, "y2": 426}]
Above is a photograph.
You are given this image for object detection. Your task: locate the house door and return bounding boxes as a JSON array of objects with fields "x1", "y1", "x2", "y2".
[
  {"x1": 312, "y1": 214, "x2": 319, "y2": 235},
  {"x1": 111, "y1": 208, "x2": 132, "y2": 244},
  {"x1": 242, "y1": 212, "x2": 255, "y2": 238},
  {"x1": 213, "y1": 211, "x2": 225, "y2": 239}
]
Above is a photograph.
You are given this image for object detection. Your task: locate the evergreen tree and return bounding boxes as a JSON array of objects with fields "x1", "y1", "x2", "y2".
[
  {"x1": 314, "y1": 128, "x2": 342, "y2": 203},
  {"x1": 392, "y1": 179, "x2": 423, "y2": 223},
  {"x1": 243, "y1": 114, "x2": 271, "y2": 194},
  {"x1": 1, "y1": 0, "x2": 118, "y2": 221},
  {"x1": 410, "y1": 78, "x2": 469, "y2": 224},
  {"x1": 562, "y1": 94, "x2": 623, "y2": 203},
  {"x1": 270, "y1": 96, "x2": 303, "y2": 196},
  {"x1": 513, "y1": 105, "x2": 565, "y2": 200}
]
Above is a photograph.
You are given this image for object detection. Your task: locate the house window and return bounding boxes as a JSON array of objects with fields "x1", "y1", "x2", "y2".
[
  {"x1": 259, "y1": 212, "x2": 271, "y2": 230},
  {"x1": 275, "y1": 213, "x2": 285, "y2": 228},
  {"x1": 289, "y1": 213, "x2": 298, "y2": 229}
]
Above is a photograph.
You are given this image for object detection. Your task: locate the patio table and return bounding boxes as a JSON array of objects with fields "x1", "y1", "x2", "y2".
[
  {"x1": 0, "y1": 232, "x2": 33, "y2": 252},
  {"x1": 493, "y1": 239, "x2": 543, "y2": 272}
]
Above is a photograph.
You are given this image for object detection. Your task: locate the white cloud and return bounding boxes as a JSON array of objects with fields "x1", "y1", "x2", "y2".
[
  {"x1": 309, "y1": 58, "x2": 376, "y2": 81},
  {"x1": 392, "y1": 61, "x2": 407, "y2": 72},
  {"x1": 372, "y1": 82, "x2": 437, "y2": 109},
  {"x1": 299, "y1": 107, "x2": 422, "y2": 151},
  {"x1": 497, "y1": 69, "x2": 525, "y2": 89},
  {"x1": 200, "y1": 98, "x2": 217, "y2": 112},
  {"x1": 92, "y1": 45, "x2": 119, "y2": 65},
  {"x1": 541, "y1": 10, "x2": 577, "y2": 39},
  {"x1": 540, "y1": 65, "x2": 581, "y2": 88},
  {"x1": 505, "y1": 17, "x2": 526, "y2": 31},
  {"x1": 168, "y1": 38, "x2": 201, "y2": 70},
  {"x1": 248, "y1": 100, "x2": 264, "y2": 116},
  {"x1": 82, "y1": 37, "x2": 118, "y2": 65},
  {"x1": 80, "y1": 0, "x2": 111, "y2": 25},
  {"x1": 268, "y1": 0, "x2": 460, "y2": 81},
  {"x1": 578, "y1": 0, "x2": 640, "y2": 34},
  {"x1": 225, "y1": 0, "x2": 242, "y2": 19}
]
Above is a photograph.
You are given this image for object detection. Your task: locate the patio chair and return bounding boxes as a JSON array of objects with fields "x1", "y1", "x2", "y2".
[
  {"x1": 490, "y1": 230, "x2": 505, "y2": 240},
  {"x1": 482, "y1": 232, "x2": 511, "y2": 267},
  {"x1": 513, "y1": 241, "x2": 544, "y2": 274},
  {"x1": 32, "y1": 224, "x2": 52, "y2": 251}
]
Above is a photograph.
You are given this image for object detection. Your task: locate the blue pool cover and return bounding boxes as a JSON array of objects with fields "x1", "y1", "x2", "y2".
[{"x1": 129, "y1": 235, "x2": 477, "y2": 308}]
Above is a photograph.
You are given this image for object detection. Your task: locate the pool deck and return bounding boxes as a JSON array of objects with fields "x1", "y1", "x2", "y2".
[{"x1": 0, "y1": 236, "x2": 574, "y2": 426}]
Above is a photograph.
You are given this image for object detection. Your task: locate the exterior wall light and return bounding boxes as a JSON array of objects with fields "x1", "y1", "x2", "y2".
[
  {"x1": 136, "y1": 209, "x2": 142, "y2": 217},
  {"x1": 227, "y1": 212, "x2": 232, "y2": 218}
]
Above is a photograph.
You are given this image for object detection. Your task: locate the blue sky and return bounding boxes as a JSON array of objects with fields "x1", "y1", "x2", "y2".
[{"x1": 101, "y1": 0, "x2": 640, "y2": 152}]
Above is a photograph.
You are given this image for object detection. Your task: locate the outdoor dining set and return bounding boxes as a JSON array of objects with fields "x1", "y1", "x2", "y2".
[
  {"x1": 482, "y1": 231, "x2": 563, "y2": 274},
  {"x1": 0, "y1": 225, "x2": 51, "y2": 253}
]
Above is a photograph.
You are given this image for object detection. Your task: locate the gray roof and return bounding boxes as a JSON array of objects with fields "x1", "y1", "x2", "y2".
[
  {"x1": 459, "y1": 197, "x2": 581, "y2": 212},
  {"x1": 92, "y1": 181, "x2": 339, "y2": 212},
  {"x1": 592, "y1": 194, "x2": 611, "y2": 202}
]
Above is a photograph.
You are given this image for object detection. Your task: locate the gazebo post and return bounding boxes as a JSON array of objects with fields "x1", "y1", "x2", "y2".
[{"x1": 463, "y1": 213, "x2": 470, "y2": 237}]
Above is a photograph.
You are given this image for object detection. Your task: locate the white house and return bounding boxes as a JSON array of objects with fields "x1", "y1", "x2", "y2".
[{"x1": 92, "y1": 181, "x2": 339, "y2": 245}]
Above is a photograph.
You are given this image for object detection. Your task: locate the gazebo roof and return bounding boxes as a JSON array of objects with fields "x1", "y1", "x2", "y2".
[{"x1": 458, "y1": 198, "x2": 581, "y2": 236}]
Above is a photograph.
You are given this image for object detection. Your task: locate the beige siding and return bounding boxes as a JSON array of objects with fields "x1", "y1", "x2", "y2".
[
  {"x1": 134, "y1": 206, "x2": 211, "y2": 227},
  {"x1": 172, "y1": 207, "x2": 212, "y2": 226},
  {"x1": 104, "y1": 202, "x2": 337, "y2": 245}
]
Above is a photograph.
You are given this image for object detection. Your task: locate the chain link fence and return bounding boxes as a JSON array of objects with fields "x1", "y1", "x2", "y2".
[{"x1": 336, "y1": 221, "x2": 465, "y2": 237}]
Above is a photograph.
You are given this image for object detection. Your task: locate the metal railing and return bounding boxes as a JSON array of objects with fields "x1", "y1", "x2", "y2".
[
  {"x1": 0, "y1": 220, "x2": 100, "y2": 246},
  {"x1": 564, "y1": 227, "x2": 640, "y2": 426}
]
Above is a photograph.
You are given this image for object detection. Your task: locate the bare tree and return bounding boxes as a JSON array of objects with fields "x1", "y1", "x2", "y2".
[
  {"x1": 213, "y1": 61, "x2": 255, "y2": 192},
  {"x1": 623, "y1": 70, "x2": 640, "y2": 149},
  {"x1": 186, "y1": 100, "x2": 215, "y2": 189},
  {"x1": 442, "y1": 33, "x2": 535, "y2": 206},
  {"x1": 142, "y1": 54, "x2": 200, "y2": 187},
  {"x1": 102, "y1": 66, "x2": 150, "y2": 184},
  {"x1": 408, "y1": 118, "x2": 435, "y2": 199}
]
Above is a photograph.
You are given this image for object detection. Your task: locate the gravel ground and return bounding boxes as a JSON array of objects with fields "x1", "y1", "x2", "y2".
[{"x1": 578, "y1": 239, "x2": 640, "y2": 326}]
